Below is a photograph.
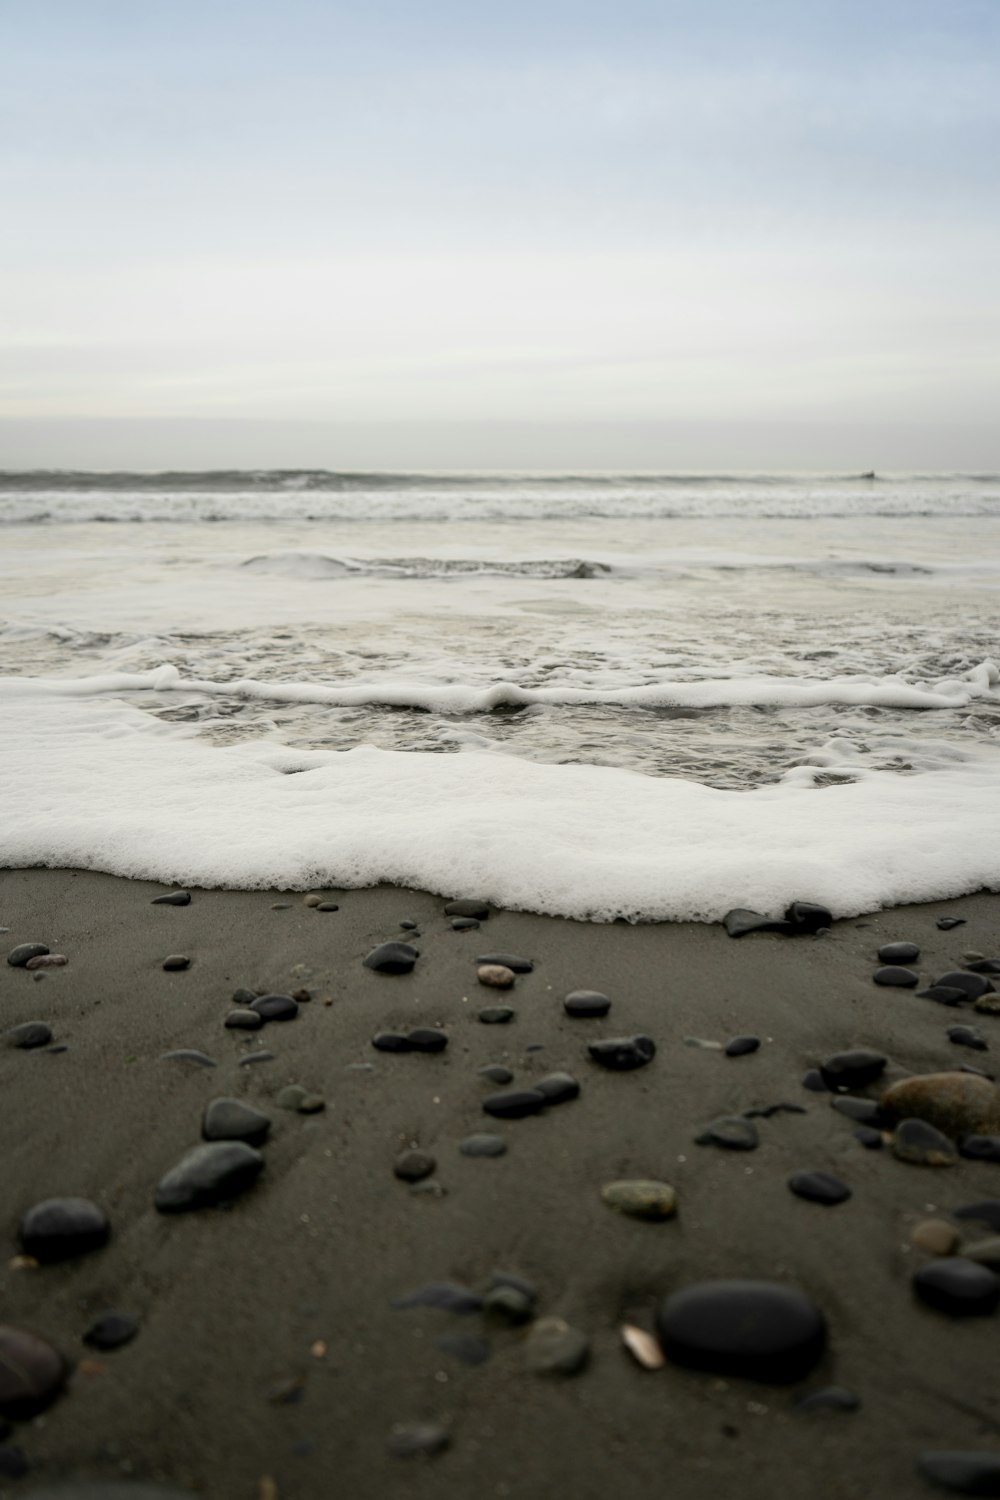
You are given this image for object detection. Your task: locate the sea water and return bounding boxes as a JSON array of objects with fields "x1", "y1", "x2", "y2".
[{"x1": 1, "y1": 470, "x2": 999, "y2": 920}]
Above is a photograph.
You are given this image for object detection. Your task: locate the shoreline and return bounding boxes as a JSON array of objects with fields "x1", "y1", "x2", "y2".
[{"x1": 3, "y1": 868, "x2": 1000, "y2": 1498}]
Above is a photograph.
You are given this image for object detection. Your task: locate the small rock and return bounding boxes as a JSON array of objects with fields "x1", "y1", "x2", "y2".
[
  {"x1": 873, "y1": 966, "x2": 919, "y2": 987},
  {"x1": 483, "y1": 1088, "x2": 546, "y2": 1119},
  {"x1": 878, "y1": 942, "x2": 920, "y2": 963},
  {"x1": 224, "y1": 1008, "x2": 264, "y2": 1030},
  {"x1": 450, "y1": 916, "x2": 479, "y2": 930},
  {"x1": 399, "y1": 919, "x2": 418, "y2": 930},
  {"x1": 7, "y1": 1022, "x2": 53, "y2": 1050},
  {"x1": 303, "y1": 893, "x2": 323, "y2": 906},
  {"x1": 409, "y1": 1028, "x2": 448, "y2": 1052},
  {"x1": 911, "y1": 1219, "x2": 961, "y2": 1256},
  {"x1": 788, "y1": 1170, "x2": 851, "y2": 1205},
  {"x1": 232, "y1": 987, "x2": 260, "y2": 1003},
  {"x1": 444, "y1": 899, "x2": 490, "y2": 919},
  {"x1": 387, "y1": 1423, "x2": 450, "y2": 1458},
  {"x1": 394, "y1": 1150, "x2": 436, "y2": 1182},
  {"x1": 535, "y1": 1072, "x2": 580, "y2": 1105},
  {"x1": 802, "y1": 1068, "x2": 829, "y2": 1092},
  {"x1": 726, "y1": 1036, "x2": 761, "y2": 1057},
  {"x1": 203, "y1": 1098, "x2": 271, "y2": 1145},
  {"x1": 276, "y1": 1085, "x2": 309, "y2": 1109},
  {"x1": 484, "y1": 1285, "x2": 533, "y2": 1322},
  {"x1": 880, "y1": 1072, "x2": 1000, "y2": 1137},
  {"x1": 478, "y1": 953, "x2": 533, "y2": 972},
  {"x1": 819, "y1": 1049, "x2": 887, "y2": 1091},
  {"x1": 315, "y1": 901, "x2": 339, "y2": 912},
  {"x1": 917, "y1": 1451, "x2": 1000, "y2": 1495},
  {"x1": 564, "y1": 990, "x2": 611, "y2": 1017},
  {"x1": 784, "y1": 901, "x2": 833, "y2": 934},
  {"x1": 601, "y1": 1180, "x2": 677, "y2": 1220},
  {"x1": 250, "y1": 993, "x2": 299, "y2": 1021},
  {"x1": 831, "y1": 1096, "x2": 882, "y2": 1123},
  {"x1": 479, "y1": 1006, "x2": 515, "y2": 1024},
  {"x1": 460, "y1": 1134, "x2": 507, "y2": 1157},
  {"x1": 525, "y1": 1317, "x2": 590, "y2": 1376},
  {"x1": 913, "y1": 1257, "x2": 1000, "y2": 1316},
  {"x1": 793, "y1": 1386, "x2": 861, "y2": 1413},
  {"x1": 271, "y1": 902, "x2": 291, "y2": 910},
  {"x1": 0, "y1": 1325, "x2": 68, "y2": 1416},
  {"x1": 937, "y1": 917, "x2": 967, "y2": 930},
  {"x1": 151, "y1": 891, "x2": 190, "y2": 905},
  {"x1": 967, "y1": 959, "x2": 1000, "y2": 975},
  {"x1": 25, "y1": 954, "x2": 67, "y2": 969},
  {"x1": 7, "y1": 943, "x2": 50, "y2": 968},
  {"x1": 363, "y1": 942, "x2": 418, "y2": 975},
  {"x1": 685, "y1": 1036, "x2": 722, "y2": 1050},
  {"x1": 154, "y1": 1142, "x2": 264, "y2": 1212},
  {"x1": 82, "y1": 1313, "x2": 139, "y2": 1351},
  {"x1": 478, "y1": 1065, "x2": 513, "y2": 1084},
  {"x1": 20, "y1": 1199, "x2": 110, "y2": 1262},
  {"x1": 723, "y1": 909, "x2": 794, "y2": 938},
  {"x1": 695, "y1": 1115, "x2": 759, "y2": 1151},
  {"x1": 391, "y1": 1283, "x2": 483, "y2": 1313},
  {"x1": 936, "y1": 971, "x2": 995, "y2": 1001},
  {"x1": 919, "y1": 986, "x2": 971, "y2": 1007},
  {"x1": 161, "y1": 954, "x2": 190, "y2": 971},
  {"x1": 893, "y1": 1118, "x2": 959, "y2": 1166},
  {"x1": 975, "y1": 994, "x2": 1000, "y2": 1015},
  {"x1": 478, "y1": 964, "x2": 516, "y2": 989},
  {"x1": 959, "y1": 1135, "x2": 1000, "y2": 1163},
  {"x1": 655, "y1": 1281, "x2": 826, "y2": 1383},
  {"x1": 297, "y1": 1092, "x2": 326, "y2": 1113},
  {"x1": 160, "y1": 1049, "x2": 216, "y2": 1067},
  {"x1": 948, "y1": 1025, "x2": 989, "y2": 1051},
  {"x1": 587, "y1": 1035, "x2": 656, "y2": 1071}
]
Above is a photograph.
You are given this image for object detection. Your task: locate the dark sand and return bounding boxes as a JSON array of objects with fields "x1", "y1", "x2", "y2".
[{"x1": 3, "y1": 869, "x2": 1000, "y2": 1499}]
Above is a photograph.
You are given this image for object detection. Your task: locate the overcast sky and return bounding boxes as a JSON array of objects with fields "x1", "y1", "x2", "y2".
[{"x1": 1, "y1": 0, "x2": 998, "y2": 469}]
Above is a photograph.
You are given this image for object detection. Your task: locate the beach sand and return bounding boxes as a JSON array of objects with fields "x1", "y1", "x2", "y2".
[{"x1": 3, "y1": 868, "x2": 1000, "y2": 1499}]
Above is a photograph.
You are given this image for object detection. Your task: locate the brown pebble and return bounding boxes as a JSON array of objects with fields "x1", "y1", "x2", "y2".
[
  {"x1": 880, "y1": 1072, "x2": 1000, "y2": 1137},
  {"x1": 292, "y1": 988, "x2": 312, "y2": 1002},
  {"x1": 393, "y1": 1149, "x2": 436, "y2": 1183},
  {"x1": 975, "y1": 994, "x2": 1000, "y2": 1015},
  {"x1": 911, "y1": 1219, "x2": 961, "y2": 1256},
  {"x1": 25, "y1": 954, "x2": 68, "y2": 969},
  {"x1": 303, "y1": 894, "x2": 322, "y2": 907},
  {"x1": 478, "y1": 964, "x2": 516, "y2": 989}
]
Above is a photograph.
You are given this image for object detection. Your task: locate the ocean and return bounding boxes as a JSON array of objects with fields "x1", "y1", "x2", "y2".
[{"x1": 2, "y1": 469, "x2": 999, "y2": 921}]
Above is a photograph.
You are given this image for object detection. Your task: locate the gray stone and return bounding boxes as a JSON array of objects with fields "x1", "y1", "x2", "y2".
[
  {"x1": 0, "y1": 1326, "x2": 68, "y2": 1416},
  {"x1": 7, "y1": 944, "x2": 49, "y2": 968},
  {"x1": 913, "y1": 1258, "x2": 1000, "y2": 1316},
  {"x1": 483, "y1": 1088, "x2": 546, "y2": 1118},
  {"x1": 20, "y1": 1199, "x2": 110, "y2": 1262},
  {"x1": 478, "y1": 1005, "x2": 515, "y2": 1024},
  {"x1": 819, "y1": 1049, "x2": 887, "y2": 1090},
  {"x1": 7, "y1": 1022, "x2": 53, "y2": 1050},
  {"x1": 873, "y1": 966, "x2": 919, "y2": 987},
  {"x1": 478, "y1": 1065, "x2": 513, "y2": 1084},
  {"x1": 534, "y1": 1072, "x2": 580, "y2": 1104},
  {"x1": 394, "y1": 1150, "x2": 436, "y2": 1182},
  {"x1": 893, "y1": 1117, "x2": 959, "y2": 1165},
  {"x1": 202, "y1": 1098, "x2": 271, "y2": 1145},
  {"x1": 878, "y1": 942, "x2": 920, "y2": 963},
  {"x1": 460, "y1": 1134, "x2": 508, "y2": 1157},
  {"x1": 601, "y1": 1180, "x2": 677, "y2": 1220},
  {"x1": 363, "y1": 942, "x2": 418, "y2": 974},
  {"x1": 655, "y1": 1280, "x2": 826, "y2": 1383},
  {"x1": 725, "y1": 1035, "x2": 760, "y2": 1056},
  {"x1": 564, "y1": 990, "x2": 611, "y2": 1017},
  {"x1": 249, "y1": 993, "x2": 299, "y2": 1021},
  {"x1": 787, "y1": 1170, "x2": 851, "y2": 1205},
  {"x1": 444, "y1": 899, "x2": 490, "y2": 919},
  {"x1": 224, "y1": 1008, "x2": 264, "y2": 1030},
  {"x1": 161, "y1": 954, "x2": 190, "y2": 971},
  {"x1": 151, "y1": 891, "x2": 190, "y2": 905},
  {"x1": 154, "y1": 1142, "x2": 264, "y2": 1212},
  {"x1": 916, "y1": 1452, "x2": 1000, "y2": 1495},
  {"x1": 587, "y1": 1035, "x2": 656, "y2": 1071}
]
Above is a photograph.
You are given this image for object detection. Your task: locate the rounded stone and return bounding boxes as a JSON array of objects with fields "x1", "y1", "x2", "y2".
[
  {"x1": 444, "y1": 899, "x2": 490, "y2": 919},
  {"x1": 948, "y1": 1025, "x2": 989, "y2": 1052},
  {"x1": 407, "y1": 1027, "x2": 448, "y2": 1052},
  {"x1": 601, "y1": 1180, "x2": 677, "y2": 1220},
  {"x1": 696, "y1": 1115, "x2": 759, "y2": 1151},
  {"x1": 911, "y1": 1219, "x2": 961, "y2": 1256},
  {"x1": 534, "y1": 1072, "x2": 580, "y2": 1104},
  {"x1": 0, "y1": 1326, "x2": 68, "y2": 1417},
  {"x1": 161, "y1": 954, "x2": 190, "y2": 971},
  {"x1": 477, "y1": 953, "x2": 533, "y2": 972},
  {"x1": 151, "y1": 890, "x2": 190, "y2": 906},
  {"x1": 25, "y1": 954, "x2": 67, "y2": 969},
  {"x1": 893, "y1": 1118, "x2": 959, "y2": 1166},
  {"x1": 878, "y1": 942, "x2": 920, "y2": 964},
  {"x1": 960, "y1": 1135, "x2": 1000, "y2": 1163},
  {"x1": 483, "y1": 1088, "x2": 547, "y2": 1119},
  {"x1": 478, "y1": 1065, "x2": 513, "y2": 1085},
  {"x1": 82, "y1": 1313, "x2": 139, "y2": 1351},
  {"x1": 880, "y1": 1073, "x2": 1000, "y2": 1137},
  {"x1": 913, "y1": 1257, "x2": 1000, "y2": 1316},
  {"x1": 363, "y1": 942, "x2": 418, "y2": 975},
  {"x1": 478, "y1": 1006, "x2": 515, "y2": 1024},
  {"x1": 917, "y1": 1452, "x2": 1000, "y2": 1495},
  {"x1": 7, "y1": 1022, "x2": 53, "y2": 1050},
  {"x1": 154, "y1": 1142, "x2": 264, "y2": 1212},
  {"x1": 315, "y1": 901, "x2": 339, "y2": 912},
  {"x1": 655, "y1": 1281, "x2": 827, "y2": 1383},
  {"x1": 394, "y1": 1150, "x2": 436, "y2": 1183},
  {"x1": 525, "y1": 1317, "x2": 590, "y2": 1375},
  {"x1": 587, "y1": 1035, "x2": 656, "y2": 1071},
  {"x1": 7, "y1": 944, "x2": 50, "y2": 968},
  {"x1": 224, "y1": 1008, "x2": 264, "y2": 1030},
  {"x1": 725, "y1": 1035, "x2": 761, "y2": 1057},
  {"x1": 483, "y1": 1285, "x2": 533, "y2": 1322},
  {"x1": 478, "y1": 964, "x2": 516, "y2": 989},
  {"x1": 20, "y1": 1199, "x2": 110, "y2": 1263},
  {"x1": 276, "y1": 1085, "x2": 309, "y2": 1109},
  {"x1": 873, "y1": 966, "x2": 919, "y2": 987},
  {"x1": 249, "y1": 993, "x2": 299, "y2": 1021},
  {"x1": 788, "y1": 1170, "x2": 852, "y2": 1205},
  {"x1": 303, "y1": 893, "x2": 323, "y2": 906},
  {"x1": 460, "y1": 1134, "x2": 508, "y2": 1157},
  {"x1": 202, "y1": 1098, "x2": 271, "y2": 1146},
  {"x1": 936, "y1": 971, "x2": 995, "y2": 1001},
  {"x1": 450, "y1": 916, "x2": 479, "y2": 930},
  {"x1": 819, "y1": 1049, "x2": 887, "y2": 1091},
  {"x1": 564, "y1": 990, "x2": 611, "y2": 1017}
]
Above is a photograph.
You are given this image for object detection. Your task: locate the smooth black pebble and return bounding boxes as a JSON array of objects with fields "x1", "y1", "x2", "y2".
[
  {"x1": 878, "y1": 942, "x2": 920, "y2": 963},
  {"x1": 83, "y1": 1313, "x2": 139, "y2": 1350},
  {"x1": 873, "y1": 966, "x2": 919, "y2": 987},
  {"x1": 655, "y1": 1280, "x2": 827, "y2": 1382},
  {"x1": 564, "y1": 990, "x2": 611, "y2": 1017},
  {"x1": 587, "y1": 1035, "x2": 656, "y2": 1071},
  {"x1": 788, "y1": 1170, "x2": 851, "y2": 1205},
  {"x1": 725, "y1": 1035, "x2": 760, "y2": 1057},
  {"x1": 20, "y1": 1198, "x2": 110, "y2": 1262},
  {"x1": 363, "y1": 942, "x2": 418, "y2": 974},
  {"x1": 483, "y1": 1089, "x2": 547, "y2": 1119},
  {"x1": 913, "y1": 1258, "x2": 999, "y2": 1316}
]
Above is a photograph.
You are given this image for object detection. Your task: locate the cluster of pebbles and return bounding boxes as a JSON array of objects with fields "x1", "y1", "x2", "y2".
[{"x1": 5, "y1": 892, "x2": 1000, "y2": 1496}]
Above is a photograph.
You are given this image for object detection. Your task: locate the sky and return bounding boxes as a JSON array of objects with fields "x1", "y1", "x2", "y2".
[{"x1": 1, "y1": 0, "x2": 998, "y2": 469}]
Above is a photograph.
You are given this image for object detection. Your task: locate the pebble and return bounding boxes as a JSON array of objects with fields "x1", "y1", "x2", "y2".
[
  {"x1": 394, "y1": 1150, "x2": 436, "y2": 1182},
  {"x1": 478, "y1": 1005, "x2": 515, "y2": 1024},
  {"x1": 937, "y1": 917, "x2": 967, "y2": 929},
  {"x1": 271, "y1": 902, "x2": 291, "y2": 910},
  {"x1": 314, "y1": 901, "x2": 338, "y2": 912},
  {"x1": 936, "y1": 971, "x2": 995, "y2": 1001},
  {"x1": 961, "y1": 1237, "x2": 1000, "y2": 1267},
  {"x1": 784, "y1": 901, "x2": 833, "y2": 933},
  {"x1": 873, "y1": 966, "x2": 919, "y2": 987},
  {"x1": 391, "y1": 1282, "x2": 483, "y2": 1313},
  {"x1": 160, "y1": 1049, "x2": 217, "y2": 1067},
  {"x1": 830, "y1": 1096, "x2": 882, "y2": 1123},
  {"x1": 232, "y1": 987, "x2": 259, "y2": 1003},
  {"x1": 535, "y1": 1072, "x2": 581, "y2": 1105},
  {"x1": 478, "y1": 953, "x2": 533, "y2": 972},
  {"x1": 525, "y1": 1317, "x2": 590, "y2": 1376},
  {"x1": 695, "y1": 1115, "x2": 759, "y2": 1151},
  {"x1": 893, "y1": 1118, "x2": 959, "y2": 1166},
  {"x1": 954, "y1": 1201, "x2": 1000, "y2": 1232},
  {"x1": 801, "y1": 1068, "x2": 828, "y2": 1092},
  {"x1": 725, "y1": 1035, "x2": 761, "y2": 1057},
  {"x1": 450, "y1": 916, "x2": 479, "y2": 930},
  {"x1": 483, "y1": 1088, "x2": 547, "y2": 1118},
  {"x1": 913, "y1": 1257, "x2": 1000, "y2": 1316},
  {"x1": 161, "y1": 954, "x2": 191, "y2": 971},
  {"x1": 20, "y1": 1199, "x2": 110, "y2": 1262},
  {"x1": 854, "y1": 1125, "x2": 884, "y2": 1149},
  {"x1": 880, "y1": 1072, "x2": 1000, "y2": 1137},
  {"x1": 478, "y1": 1065, "x2": 513, "y2": 1084},
  {"x1": 959, "y1": 1135, "x2": 1000, "y2": 1163},
  {"x1": 975, "y1": 994, "x2": 1000, "y2": 1015},
  {"x1": 25, "y1": 954, "x2": 67, "y2": 969},
  {"x1": 435, "y1": 1331, "x2": 491, "y2": 1365},
  {"x1": 564, "y1": 990, "x2": 611, "y2": 1017},
  {"x1": 601, "y1": 1180, "x2": 677, "y2": 1220},
  {"x1": 478, "y1": 964, "x2": 516, "y2": 988},
  {"x1": 911, "y1": 1219, "x2": 961, "y2": 1256},
  {"x1": 587, "y1": 1035, "x2": 656, "y2": 1071},
  {"x1": 202, "y1": 1098, "x2": 271, "y2": 1145},
  {"x1": 948, "y1": 1025, "x2": 989, "y2": 1051},
  {"x1": 723, "y1": 908, "x2": 794, "y2": 938},
  {"x1": 151, "y1": 891, "x2": 190, "y2": 906},
  {"x1": 250, "y1": 993, "x2": 299, "y2": 1021},
  {"x1": 819, "y1": 1049, "x2": 887, "y2": 1090},
  {"x1": 917, "y1": 1452, "x2": 1000, "y2": 1495},
  {"x1": 238, "y1": 1050, "x2": 274, "y2": 1066},
  {"x1": 788, "y1": 1170, "x2": 852, "y2": 1205},
  {"x1": 7, "y1": 1022, "x2": 53, "y2": 1050},
  {"x1": 297, "y1": 1092, "x2": 326, "y2": 1113},
  {"x1": 387, "y1": 1423, "x2": 450, "y2": 1458},
  {"x1": 399, "y1": 919, "x2": 418, "y2": 930},
  {"x1": 82, "y1": 1313, "x2": 139, "y2": 1351},
  {"x1": 7, "y1": 943, "x2": 49, "y2": 968},
  {"x1": 303, "y1": 893, "x2": 323, "y2": 906},
  {"x1": 793, "y1": 1386, "x2": 861, "y2": 1413},
  {"x1": 0, "y1": 1325, "x2": 68, "y2": 1416},
  {"x1": 878, "y1": 942, "x2": 920, "y2": 963},
  {"x1": 363, "y1": 942, "x2": 418, "y2": 975},
  {"x1": 276, "y1": 1085, "x2": 308, "y2": 1109},
  {"x1": 154, "y1": 1142, "x2": 265, "y2": 1212},
  {"x1": 444, "y1": 899, "x2": 490, "y2": 919},
  {"x1": 968, "y1": 959, "x2": 1000, "y2": 975},
  {"x1": 224, "y1": 1008, "x2": 264, "y2": 1030},
  {"x1": 655, "y1": 1280, "x2": 826, "y2": 1382},
  {"x1": 685, "y1": 1036, "x2": 722, "y2": 1050},
  {"x1": 460, "y1": 1134, "x2": 507, "y2": 1157},
  {"x1": 410, "y1": 1027, "x2": 449, "y2": 1052},
  {"x1": 919, "y1": 986, "x2": 970, "y2": 1007}
]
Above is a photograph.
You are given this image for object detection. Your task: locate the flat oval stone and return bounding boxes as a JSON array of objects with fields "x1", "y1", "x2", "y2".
[
  {"x1": 959, "y1": 1135, "x2": 1000, "y2": 1163},
  {"x1": 819, "y1": 1050, "x2": 887, "y2": 1090},
  {"x1": 893, "y1": 1118, "x2": 959, "y2": 1166},
  {"x1": 154, "y1": 1142, "x2": 264, "y2": 1212},
  {"x1": 696, "y1": 1115, "x2": 759, "y2": 1151},
  {"x1": 478, "y1": 964, "x2": 516, "y2": 988},
  {"x1": 444, "y1": 899, "x2": 490, "y2": 919},
  {"x1": 936, "y1": 971, "x2": 995, "y2": 1000},
  {"x1": 479, "y1": 1006, "x2": 515, "y2": 1024},
  {"x1": 911, "y1": 1219, "x2": 961, "y2": 1256},
  {"x1": 873, "y1": 966, "x2": 919, "y2": 987},
  {"x1": 962, "y1": 1237, "x2": 1000, "y2": 1267},
  {"x1": 723, "y1": 909, "x2": 794, "y2": 938},
  {"x1": 407, "y1": 1027, "x2": 448, "y2": 1052},
  {"x1": 656, "y1": 1280, "x2": 826, "y2": 1383},
  {"x1": 949, "y1": 1025, "x2": 989, "y2": 1051},
  {"x1": 7, "y1": 944, "x2": 49, "y2": 968},
  {"x1": 451, "y1": 916, "x2": 479, "y2": 930},
  {"x1": 315, "y1": 901, "x2": 339, "y2": 912},
  {"x1": 535, "y1": 1072, "x2": 580, "y2": 1104},
  {"x1": 82, "y1": 1313, "x2": 139, "y2": 1351},
  {"x1": 919, "y1": 986, "x2": 970, "y2": 1007},
  {"x1": 831, "y1": 1096, "x2": 882, "y2": 1123},
  {"x1": 161, "y1": 954, "x2": 190, "y2": 971},
  {"x1": 478, "y1": 1064, "x2": 513, "y2": 1084},
  {"x1": 372, "y1": 1031, "x2": 411, "y2": 1052},
  {"x1": 587, "y1": 1035, "x2": 656, "y2": 1071},
  {"x1": 917, "y1": 1452, "x2": 1000, "y2": 1495},
  {"x1": 601, "y1": 1180, "x2": 677, "y2": 1220},
  {"x1": 913, "y1": 1258, "x2": 1000, "y2": 1316},
  {"x1": 484, "y1": 1285, "x2": 533, "y2": 1321},
  {"x1": 967, "y1": 959, "x2": 1000, "y2": 975},
  {"x1": 249, "y1": 993, "x2": 299, "y2": 1021},
  {"x1": 391, "y1": 1282, "x2": 483, "y2": 1313},
  {"x1": 151, "y1": 891, "x2": 190, "y2": 905},
  {"x1": 878, "y1": 942, "x2": 920, "y2": 963},
  {"x1": 7, "y1": 1022, "x2": 53, "y2": 1050},
  {"x1": 363, "y1": 942, "x2": 418, "y2": 974},
  {"x1": 393, "y1": 1149, "x2": 436, "y2": 1182},
  {"x1": 483, "y1": 1089, "x2": 547, "y2": 1118},
  {"x1": 20, "y1": 1199, "x2": 110, "y2": 1262},
  {"x1": 788, "y1": 1170, "x2": 851, "y2": 1205},
  {"x1": 460, "y1": 1134, "x2": 507, "y2": 1157},
  {"x1": 525, "y1": 1317, "x2": 590, "y2": 1375},
  {"x1": 880, "y1": 1073, "x2": 1000, "y2": 1137},
  {"x1": 938, "y1": 917, "x2": 967, "y2": 930},
  {"x1": 0, "y1": 1326, "x2": 68, "y2": 1416},
  {"x1": 224, "y1": 1008, "x2": 264, "y2": 1030},
  {"x1": 564, "y1": 990, "x2": 611, "y2": 1017},
  {"x1": 202, "y1": 1098, "x2": 271, "y2": 1146},
  {"x1": 25, "y1": 954, "x2": 67, "y2": 969},
  {"x1": 725, "y1": 1035, "x2": 761, "y2": 1057},
  {"x1": 802, "y1": 1068, "x2": 828, "y2": 1092},
  {"x1": 478, "y1": 953, "x2": 533, "y2": 972}
]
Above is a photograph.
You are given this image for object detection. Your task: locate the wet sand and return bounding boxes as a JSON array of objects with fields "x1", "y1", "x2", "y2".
[{"x1": 3, "y1": 868, "x2": 1000, "y2": 1499}]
